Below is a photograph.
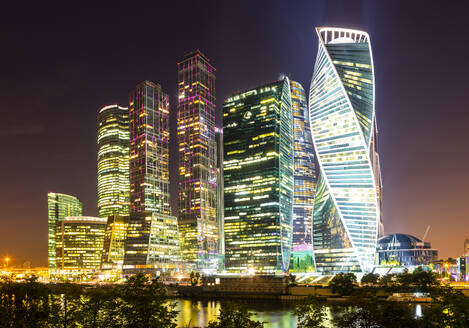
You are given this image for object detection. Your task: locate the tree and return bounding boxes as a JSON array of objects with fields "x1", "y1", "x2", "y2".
[
  {"x1": 328, "y1": 273, "x2": 357, "y2": 296},
  {"x1": 333, "y1": 299, "x2": 416, "y2": 328},
  {"x1": 207, "y1": 302, "x2": 264, "y2": 328},
  {"x1": 190, "y1": 271, "x2": 200, "y2": 286},
  {"x1": 294, "y1": 296, "x2": 327, "y2": 328},
  {"x1": 361, "y1": 273, "x2": 380, "y2": 285},
  {"x1": 119, "y1": 273, "x2": 177, "y2": 328},
  {"x1": 78, "y1": 287, "x2": 124, "y2": 328},
  {"x1": 410, "y1": 267, "x2": 439, "y2": 293},
  {"x1": 0, "y1": 275, "x2": 51, "y2": 328},
  {"x1": 48, "y1": 282, "x2": 84, "y2": 328},
  {"x1": 288, "y1": 273, "x2": 297, "y2": 286},
  {"x1": 423, "y1": 286, "x2": 469, "y2": 328}
]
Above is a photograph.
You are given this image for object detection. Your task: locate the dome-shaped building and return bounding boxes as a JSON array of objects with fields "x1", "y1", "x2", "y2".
[{"x1": 376, "y1": 233, "x2": 438, "y2": 267}]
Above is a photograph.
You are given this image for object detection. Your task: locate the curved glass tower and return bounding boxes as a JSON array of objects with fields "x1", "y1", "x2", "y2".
[
  {"x1": 290, "y1": 80, "x2": 316, "y2": 248},
  {"x1": 223, "y1": 77, "x2": 294, "y2": 273},
  {"x1": 97, "y1": 105, "x2": 130, "y2": 218},
  {"x1": 309, "y1": 27, "x2": 382, "y2": 274}
]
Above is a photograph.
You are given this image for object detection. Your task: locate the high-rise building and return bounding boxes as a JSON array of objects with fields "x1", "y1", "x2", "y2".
[
  {"x1": 101, "y1": 215, "x2": 129, "y2": 271},
  {"x1": 47, "y1": 192, "x2": 82, "y2": 270},
  {"x1": 123, "y1": 81, "x2": 180, "y2": 274},
  {"x1": 290, "y1": 80, "x2": 316, "y2": 250},
  {"x1": 128, "y1": 81, "x2": 170, "y2": 214},
  {"x1": 97, "y1": 104, "x2": 130, "y2": 218},
  {"x1": 464, "y1": 239, "x2": 469, "y2": 255},
  {"x1": 177, "y1": 50, "x2": 218, "y2": 271},
  {"x1": 55, "y1": 216, "x2": 107, "y2": 275},
  {"x1": 309, "y1": 27, "x2": 382, "y2": 274},
  {"x1": 223, "y1": 77, "x2": 294, "y2": 274},
  {"x1": 215, "y1": 128, "x2": 224, "y2": 270}
]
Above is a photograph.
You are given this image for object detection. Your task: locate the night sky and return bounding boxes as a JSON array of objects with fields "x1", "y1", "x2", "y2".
[{"x1": 2, "y1": 1, "x2": 469, "y2": 266}]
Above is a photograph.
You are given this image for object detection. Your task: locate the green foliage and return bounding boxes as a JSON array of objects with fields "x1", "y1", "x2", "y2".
[
  {"x1": 294, "y1": 296, "x2": 327, "y2": 328},
  {"x1": 333, "y1": 299, "x2": 416, "y2": 328},
  {"x1": 119, "y1": 274, "x2": 177, "y2": 328},
  {"x1": 423, "y1": 286, "x2": 469, "y2": 328},
  {"x1": 328, "y1": 273, "x2": 357, "y2": 296},
  {"x1": 0, "y1": 273, "x2": 178, "y2": 328},
  {"x1": 0, "y1": 275, "x2": 51, "y2": 327},
  {"x1": 189, "y1": 271, "x2": 200, "y2": 286},
  {"x1": 377, "y1": 267, "x2": 439, "y2": 293},
  {"x1": 361, "y1": 273, "x2": 380, "y2": 285},
  {"x1": 207, "y1": 302, "x2": 264, "y2": 328}
]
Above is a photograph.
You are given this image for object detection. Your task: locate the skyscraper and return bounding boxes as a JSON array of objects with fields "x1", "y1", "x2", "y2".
[
  {"x1": 290, "y1": 80, "x2": 316, "y2": 248},
  {"x1": 215, "y1": 128, "x2": 224, "y2": 270},
  {"x1": 123, "y1": 81, "x2": 180, "y2": 273},
  {"x1": 223, "y1": 77, "x2": 294, "y2": 274},
  {"x1": 55, "y1": 216, "x2": 107, "y2": 276},
  {"x1": 309, "y1": 27, "x2": 381, "y2": 274},
  {"x1": 128, "y1": 81, "x2": 170, "y2": 215},
  {"x1": 177, "y1": 50, "x2": 218, "y2": 271},
  {"x1": 97, "y1": 104, "x2": 130, "y2": 218},
  {"x1": 47, "y1": 192, "x2": 82, "y2": 270}
]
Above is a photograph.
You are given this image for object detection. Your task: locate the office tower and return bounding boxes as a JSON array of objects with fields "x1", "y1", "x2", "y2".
[
  {"x1": 47, "y1": 192, "x2": 82, "y2": 270},
  {"x1": 55, "y1": 216, "x2": 107, "y2": 275},
  {"x1": 129, "y1": 81, "x2": 170, "y2": 214},
  {"x1": 101, "y1": 215, "x2": 129, "y2": 271},
  {"x1": 215, "y1": 128, "x2": 224, "y2": 270},
  {"x1": 309, "y1": 27, "x2": 381, "y2": 274},
  {"x1": 123, "y1": 81, "x2": 180, "y2": 273},
  {"x1": 177, "y1": 50, "x2": 218, "y2": 271},
  {"x1": 97, "y1": 104, "x2": 130, "y2": 218},
  {"x1": 465, "y1": 239, "x2": 469, "y2": 255},
  {"x1": 223, "y1": 77, "x2": 294, "y2": 274},
  {"x1": 290, "y1": 80, "x2": 316, "y2": 249}
]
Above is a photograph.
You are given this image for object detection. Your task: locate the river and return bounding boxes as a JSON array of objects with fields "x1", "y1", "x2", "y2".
[
  {"x1": 174, "y1": 298, "x2": 424, "y2": 328},
  {"x1": 174, "y1": 298, "x2": 298, "y2": 328}
]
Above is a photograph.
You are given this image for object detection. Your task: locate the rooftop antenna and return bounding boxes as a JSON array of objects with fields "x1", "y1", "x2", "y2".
[{"x1": 422, "y1": 225, "x2": 431, "y2": 242}]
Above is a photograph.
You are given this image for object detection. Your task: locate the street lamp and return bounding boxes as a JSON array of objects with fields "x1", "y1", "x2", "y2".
[{"x1": 5, "y1": 257, "x2": 10, "y2": 268}]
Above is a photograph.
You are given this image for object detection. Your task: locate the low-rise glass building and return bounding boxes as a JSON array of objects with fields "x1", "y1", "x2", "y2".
[
  {"x1": 376, "y1": 233, "x2": 438, "y2": 267},
  {"x1": 47, "y1": 192, "x2": 83, "y2": 270},
  {"x1": 54, "y1": 216, "x2": 107, "y2": 277}
]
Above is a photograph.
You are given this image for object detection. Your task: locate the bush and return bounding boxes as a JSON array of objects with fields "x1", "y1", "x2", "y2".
[
  {"x1": 329, "y1": 273, "x2": 357, "y2": 296},
  {"x1": 207, "y1": 302, "x2": 264, "y2": 328}
]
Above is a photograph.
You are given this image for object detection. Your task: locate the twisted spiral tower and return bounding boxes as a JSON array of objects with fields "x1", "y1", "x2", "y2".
[{"x1": 309, "y1": 27, "x2": 382, "y2": 274}]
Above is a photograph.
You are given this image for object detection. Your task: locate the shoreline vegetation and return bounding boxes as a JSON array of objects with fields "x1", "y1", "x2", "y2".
[{"x1": 1, "y1": 269, "x2": 469, "y2": 327}]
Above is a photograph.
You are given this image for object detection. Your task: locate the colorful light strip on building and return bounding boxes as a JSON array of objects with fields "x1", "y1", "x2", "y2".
[{"x1": 177, "y1": 50, "x2": 218, "y2": 272}]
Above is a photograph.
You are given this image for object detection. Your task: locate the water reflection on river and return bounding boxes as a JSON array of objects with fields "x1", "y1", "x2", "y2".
[
  {"x1": 174, "y1": 298, "x2": 423, "y2": 328},
  {"x1": 174, "y1": 298, "x2": 300, "y2": 328}
]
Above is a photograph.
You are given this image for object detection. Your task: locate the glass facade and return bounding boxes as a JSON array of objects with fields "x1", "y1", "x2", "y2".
[
  {"x1": 101, "y1": 215, "x2": 129, "y2": 271},
  {"x1": 215, "y1": 128, "x2": 225, "y2": 270},
  {"x1": 123, "y1": 212, "x2": 181, "y2": 273},
  {"x1": 290, "y1": 80, "x2": 316, "y2": 252},
  {"x1": 47, "y1": 192, "x2": 82, "y2": 270},
  {"x1": 223, "y1": 77, "x2": 294, "y2": 274},
  {"x1": 55, "y1": 216, "x2": 107, "y2": 273},
  {"x1": 177, "y1": 50, "x2": 218, "y2": 272},
  {"x1": 377, "y1": 233, "x2": 438, "y2": 267},
  {"x1": 123, "y1": 81, "x2": 180, "y2": 273},
  {"x1": 97, "y1": 105, "x2": 130, "y2": 218},
  {"x1": 128, "y1": 81, "x2": 170, "y2": 214},
  {"x1": 309, "y1": 28, "x2": 381, "y2": 274}
]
